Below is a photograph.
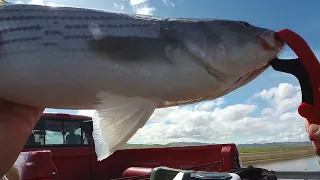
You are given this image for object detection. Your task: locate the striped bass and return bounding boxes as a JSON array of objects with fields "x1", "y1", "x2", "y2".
[{"x1": 0, "y1": 4, "x2": 284, "y2": 160}]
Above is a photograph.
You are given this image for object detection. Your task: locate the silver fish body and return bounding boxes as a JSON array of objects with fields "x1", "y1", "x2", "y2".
[{"x1": 0, "y1": 4, "x2": 284, "y2": 160}]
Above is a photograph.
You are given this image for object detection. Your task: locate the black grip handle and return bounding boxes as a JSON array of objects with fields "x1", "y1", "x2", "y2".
[{"x1": 270, "y1": 58, "x2": 314, "y2": 106}]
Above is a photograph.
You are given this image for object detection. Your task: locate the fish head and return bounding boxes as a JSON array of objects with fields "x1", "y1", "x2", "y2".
[{"x1": 170, "y1": 19, "x2": 284, "y2": 79}]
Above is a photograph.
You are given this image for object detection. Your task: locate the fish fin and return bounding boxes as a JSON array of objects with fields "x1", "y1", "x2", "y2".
[
  {"x1": 87, "y1": 35, "x2": 180, "y2": 61},
  {"x1": 92, "y1": 91, "x2": 160, "y2": 161}
]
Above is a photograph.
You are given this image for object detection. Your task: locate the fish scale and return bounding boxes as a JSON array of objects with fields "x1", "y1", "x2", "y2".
[{"x1": 0, "y1": 3, "x2": 284, "y2": 161}]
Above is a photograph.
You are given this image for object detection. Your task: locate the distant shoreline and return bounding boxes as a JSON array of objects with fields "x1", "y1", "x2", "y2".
[
  {"x1": 124, "y1": 141, "x2": 312, "y2": 150},
  {"x1": 239, "y1": 146, "x2": 316, "y2": 166},
  {"x1": 123, "y1": 143, "x2": 316, "y2": 166}
]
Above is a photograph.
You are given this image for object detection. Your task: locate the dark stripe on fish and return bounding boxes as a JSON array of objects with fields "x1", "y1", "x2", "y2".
[
  {"x1": 42, "y1": 42, "x2": 57, "y2": 47},
  {"x1": 64, "y1": 23, "x2": 150, "y2": 29},
  {"x1": 0, "y1": 5, "x2": 132, "y2": 15},
  {"x1": 0, "y1": 25, "x2": 42, "y2": 34},
  {"x1": 87, "y1": 35, "x2": 181, "y2": 62},
  {"x1": 0, "y1": 15, "x2": 126, "y2": 21},
  {"x1": 0, "y1": 36, "x2": 41, "y2": 45},
  {"x1": 0, "y1": 48, "x2": 88, "y2": 57},
  {"x1": 0, "y1": 5, "x2": 138, "y2": 22},
  {"x1": 64, "y1": 35, "x2": 91, "y2": 40},
  {"x1": 44, "y1": 30, "x2": 64, "y2": 35}
]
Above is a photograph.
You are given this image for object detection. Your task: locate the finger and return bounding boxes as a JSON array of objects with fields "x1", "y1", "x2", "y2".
[
  {"x1": 312, "y1": 141, "x2": 320, "y2": 156},
  {"x1": 305, "y1": 120, "x2": 311, "y2": 133},
  {"x1": 308, "y1": 123, "x2": 320, "y2": 142},
  {"x1": 0, "y1": 101, "x2": 44, "y2": 177},
  {"x1": 305, "y1": 120, "x2": 315, "y2": 141}
]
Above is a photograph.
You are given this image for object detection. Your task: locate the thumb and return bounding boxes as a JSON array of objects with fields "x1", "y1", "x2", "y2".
[{"x1": 308, "y1": 123, "x2": 320, "y2": 142}]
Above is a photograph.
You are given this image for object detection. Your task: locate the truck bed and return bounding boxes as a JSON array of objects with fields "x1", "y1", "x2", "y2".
[{"x1": 23, "y1": 144, "x2": 240, "y2": 180}]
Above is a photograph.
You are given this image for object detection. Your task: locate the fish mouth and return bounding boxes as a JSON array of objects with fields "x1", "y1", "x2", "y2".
[
  {"x1": 237, "y1": 30, "x2": 284, "y2": 86},
  {"x1": 258, "y1": 30, "x2": 285, "y2": 52}
]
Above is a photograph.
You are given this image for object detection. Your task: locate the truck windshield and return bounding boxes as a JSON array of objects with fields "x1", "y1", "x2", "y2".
[{"x1": 24, "y1": 117, "x2": 91, "y2": 147}]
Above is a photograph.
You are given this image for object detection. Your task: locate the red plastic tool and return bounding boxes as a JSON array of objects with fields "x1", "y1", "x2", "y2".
[{"x1": 271, "y1": 29, "x2": 320, "y2": 125}]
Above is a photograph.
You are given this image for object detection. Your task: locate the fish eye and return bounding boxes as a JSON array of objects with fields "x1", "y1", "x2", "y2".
[{"x1": 241, "y1": 21, "x2": 251, "y2": 30}]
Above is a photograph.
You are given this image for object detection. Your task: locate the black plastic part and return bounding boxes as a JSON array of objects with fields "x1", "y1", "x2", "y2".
[
  {"x1": 82, "y1": 120, "x2": 93, "y2": 134},
  {"x1": 150, "y1": 167, "x2": 233, "y2": 180},
  {"x1": 270, "y1": 58, "x2": 314, "y2": 106},
  {"x1": 81, "y1": 120, "x2": 94, "y2": 180},
  {"x1": 190, "y1": 172, "x2": 232, "y2": 180},
  {"x1": 150, "y1": 167, "x2": 189, "y2": 180}
]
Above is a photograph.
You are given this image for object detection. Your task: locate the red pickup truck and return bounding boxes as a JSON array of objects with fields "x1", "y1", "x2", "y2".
[{"x1": 19, "y1": 113, "x2": 241, "y2": 180}]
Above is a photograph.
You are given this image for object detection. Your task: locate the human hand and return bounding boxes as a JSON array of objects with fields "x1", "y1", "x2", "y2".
[
  {"x1": 305, "y1": 120, "x2": 320, "y2": 156},
  {"x1": 0, "y1": 101, "x2": 44, "y2": 177}
]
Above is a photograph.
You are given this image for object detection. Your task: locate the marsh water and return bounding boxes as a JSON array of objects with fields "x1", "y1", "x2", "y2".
[{"x1": 253, "y1": 156, "x2": 320, "y2": 171}]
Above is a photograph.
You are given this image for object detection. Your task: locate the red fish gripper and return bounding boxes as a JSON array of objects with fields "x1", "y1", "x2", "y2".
[{"x1": 270, "y1": 29, "x2": 320, "y2": 125}]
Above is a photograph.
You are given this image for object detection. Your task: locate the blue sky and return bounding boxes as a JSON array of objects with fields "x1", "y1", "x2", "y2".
[{"x1": 10, "y1": 0, "x2": 320, "y2": 144}]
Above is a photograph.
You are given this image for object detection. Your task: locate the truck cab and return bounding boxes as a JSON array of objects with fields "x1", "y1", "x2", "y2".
[
  {"x1": 21, "y1": 113, "x2": 242, "y2": 180},
  {"x1": 24, "y1": 113, "x2": 92, "y2": 149}
]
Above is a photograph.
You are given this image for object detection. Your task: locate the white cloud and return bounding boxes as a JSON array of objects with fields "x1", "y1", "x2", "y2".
[
  {"x1": 260, "y1": 107, "x2": 272, "y2": 116},
  {"x1": 113, "y1": 2, "x2": 124, "y2": 12},
  {"x1": 162, "y1": 0, "x2": 175, "y2": 7},
  {"x1": 193, "y1": 98, "x2": 225, "y2": 111},
  {"x1": 129, "y1": 0, "x2": 155, "y2": 15},
  {"x1": 69, "y1": 82, "x2": 306, "y2": 145},
  {"x1": 15, "y1": 0, "x2": 155, "y2": 15},
  {"x1": 27, "y1": 0, "x2": 43, "y2": 4},
  {"x1": 135, "y1": 6, "x2": 155, "y2": 15},
  {"x1": 129, "y1": 0, "x2": 147, "y2": 6},
  {"x1": 124, "y1": 82, "x2": 307, "y2": 145},
  {"x1": 253, "y1": 83, "x2": 301, "y2": 115},
  {"x1": 15, "y1": 0, "x2": 60, "y2": 6},
  {"x1": 77, "y1": 109, "x2": 96, "y2": 117}
]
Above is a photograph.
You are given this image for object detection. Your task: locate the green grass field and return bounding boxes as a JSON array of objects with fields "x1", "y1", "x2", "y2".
[
  {"x1": 122, "y1": 143, "x2": 167, "y2": 149},
  {"x1": 238, "y1": 146, "x2": 313, "y2": 154},
  {"x1": 122, "y1": 143, "x2": 313, "y2": 154}
]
